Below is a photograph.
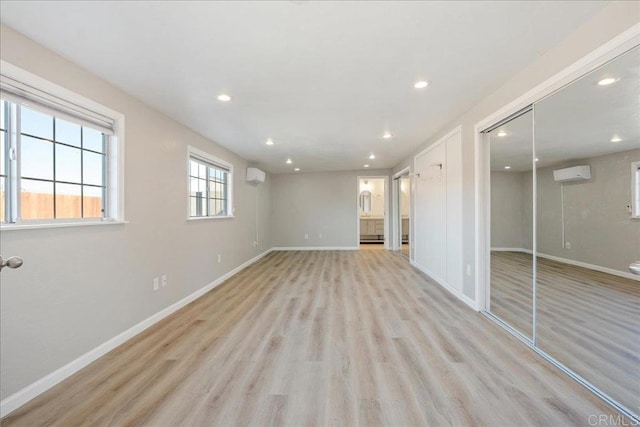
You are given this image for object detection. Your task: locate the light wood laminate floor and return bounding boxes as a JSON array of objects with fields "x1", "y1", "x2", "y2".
[
  {"x1": 2, "y1": 250, "x2": 621, "y2": 426},
  {"x1": 490, "y1": 251, "x2": 640, "y2": 414}
]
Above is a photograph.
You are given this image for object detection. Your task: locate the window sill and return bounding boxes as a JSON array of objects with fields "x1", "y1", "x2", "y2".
[
  {"x1": 0, "y1": 220, "x2": 128, "y2": 231},
  {"x1": 187, "y1": 215, "x2": 235, "y2": 222}
]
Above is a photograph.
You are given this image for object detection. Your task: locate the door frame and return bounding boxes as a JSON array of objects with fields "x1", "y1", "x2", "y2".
[
  {"x1": 392, "y1": 167, "x2": 411, "y2": 255},
  {"x1": 356, "y1": 175, "x2": 390, "y2": 250}
]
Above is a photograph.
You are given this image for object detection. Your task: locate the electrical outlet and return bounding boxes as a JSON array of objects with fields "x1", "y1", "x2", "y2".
[
  {"x1": 153, "y1": 277, "x2": 159, "y2": 291},
  {"x1": 217, "y1": 254, "x2": 222, "y2": 263},
  {"x1": 318, "y1": 232, "x2": 322, "y2": 239},
  {"x1": 161, "y1": 275, "x2": 167, "y2": 287},
  {"x1": 304, "y1": 233, "x2": 309, "y2": 240},
  {"x1": 565, "y1": 242, "x2": 571, "y2": 249},
  {"x1": 253, "y1": 241, "x2": 258, "y2": 248}
]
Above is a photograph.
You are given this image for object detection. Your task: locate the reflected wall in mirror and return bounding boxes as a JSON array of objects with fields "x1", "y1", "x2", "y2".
[
  {"x1": 400, "y1": 176, "x2": 411, "y2": 258},
  {"x1": 534, "y1": 46, "x2": 640, "y2": 415},
  {"x1": 488, "y1": 109, "x2": 534, "y2": 339}
]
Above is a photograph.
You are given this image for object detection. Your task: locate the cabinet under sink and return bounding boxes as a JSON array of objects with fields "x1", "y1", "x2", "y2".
[{"x1": 359, "y1": 218, "x2": 384, "y2": 242}]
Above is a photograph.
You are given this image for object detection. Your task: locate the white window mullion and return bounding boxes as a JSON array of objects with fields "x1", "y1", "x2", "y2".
[
  {"x1": 8, "y1": 102, "x2": 19, "y2": 223},
  {"x1": 205, "y1": 166, "x2": 211, "y2": 217},
  {"x1": 102, "y1": 133, "x2": 109, "y2": 219}
]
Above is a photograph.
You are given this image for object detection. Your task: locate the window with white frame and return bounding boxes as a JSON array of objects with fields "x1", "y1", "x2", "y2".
[
  {"x1": 188, "y1": 146, "x2": 233, "y2": 219},
  {"x1": 0, "y1": 66, "x2": 122, "y2": 226}
]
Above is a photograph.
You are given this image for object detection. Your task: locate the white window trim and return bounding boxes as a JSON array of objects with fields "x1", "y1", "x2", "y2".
[
  {"x1": 632, "y1": 161, "x2": 640, "y2": 219},
  {"x1": 186, "y1": 145, "x2": 234, "y2": 221},
  {"x1": 0, "y1": 60, "x2": 125, "y2": 230}
]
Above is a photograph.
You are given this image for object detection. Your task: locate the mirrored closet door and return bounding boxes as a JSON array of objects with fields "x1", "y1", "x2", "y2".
[
  {"x1": 487, "y1": 109, "x2": 534, "y2": 339},
  {"x1": 534, "y1": 46, "x2": 640, "y2": 415},
  {"x1": 486, "y1": 45, "x2": 640, "y2": 419}
]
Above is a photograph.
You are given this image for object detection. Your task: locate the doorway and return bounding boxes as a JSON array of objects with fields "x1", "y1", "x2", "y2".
[
  {"x1": 393, "y1": 169, "x2": 411, "y2": 258},
  {"x1": 357, "y1": 177, "x2": 388, "y2": 249}
]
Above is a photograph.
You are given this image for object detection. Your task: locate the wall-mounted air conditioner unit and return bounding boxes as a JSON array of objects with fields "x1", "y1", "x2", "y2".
[
  {"x1": 246, "y1": 167, "x2": 266, "y2": 184},
  {"x1": 553, "y1": 165, "x2": 591, "y2": 182}
]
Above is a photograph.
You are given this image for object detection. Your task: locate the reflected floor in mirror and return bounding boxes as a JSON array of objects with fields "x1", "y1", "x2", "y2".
[
  {"x1": 490, "y1": 251, "x2": 534, "y2": 338},
  {"x1": 491, "y1": 251, "x2": 640, "y2": 413}
]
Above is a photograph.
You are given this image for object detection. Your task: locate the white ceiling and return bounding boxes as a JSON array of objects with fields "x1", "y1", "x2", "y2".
[
  {"x1": 0, "y1": 1, "x2": 609, "y2": 173},
  {"x1": 490, "y1": 46, "x2": 640, "y2": 172}
]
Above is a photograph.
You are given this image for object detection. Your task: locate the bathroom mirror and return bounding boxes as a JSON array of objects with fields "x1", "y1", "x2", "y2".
[
  {"x1": 359, "y1": 190, "x2": 372, "y2": 212},
  {"x1": 488, "y1": 108, "x2": 534, "y2": 339},
  {"x1": 534, "y1": 46, "x2": 640, "y2": 414}
]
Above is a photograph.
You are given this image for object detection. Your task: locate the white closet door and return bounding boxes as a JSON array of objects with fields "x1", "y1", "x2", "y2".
[
  {"x1": 415, "y1": 142, "x2": 447, "y2": 283},
  {"x1": 413, "y1": 128, "x2": 463, "y2": 298}
]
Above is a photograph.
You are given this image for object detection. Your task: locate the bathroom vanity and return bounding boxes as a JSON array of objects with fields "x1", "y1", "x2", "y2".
[{"x1": 360, "y1": 217, "x2": 384, "y2": 242}]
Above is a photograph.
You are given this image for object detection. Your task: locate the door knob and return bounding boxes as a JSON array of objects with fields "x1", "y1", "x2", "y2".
[{"x1": 0, "y1": 256, "x2": 23, "y2": 271}]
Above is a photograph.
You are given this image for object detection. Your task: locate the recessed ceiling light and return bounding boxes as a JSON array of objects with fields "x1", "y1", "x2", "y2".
[
  {"x1": 610, "y1": 135, "x2": 622, "y2": 143},
  {"x1": 383, "y1": 132, "x2": 392, "y2": 139},
  {"x1": 266, "y1": 138, "x2": 274, "y2": 146},
  {"x1": 369, "y1": 154, "x2": 376, "y2": 160},
  {"x1": 414, "y1": 80, "x2": 429, "y2": 89},
  {"x1": 504, "y1": 166, "x2": 511, "y2": 170},
  {"x1": 597, "y1": 77, "x2": 618, "y2": 86},
  {"x1": 294, "y1": 167, "x2": 300, "y2": 171},
  {"x1": 286, "y1": 158, "x2": 292, "y2": 164},
  {"x1": 217, "y1": 94, "x2": 231, "y2": 102},
  {"x1": 496, "y1": 130, "x2": 507, "y2": 137},
  {"x1": 364, "y1": 164, "x2": 370, "y2": 168}
]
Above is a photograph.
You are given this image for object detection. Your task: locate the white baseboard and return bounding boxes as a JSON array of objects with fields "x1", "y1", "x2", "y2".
[
  {"x1": 272, "y1": 246, "x2": 359, "y2": 251},
  {"x1": 459, "y1": 293, "x2": 479, "y2": 311},
  {"x1": 0, "y1": 248, "x2": 273, "y2": 418},
  {"x1": 410, "y1": 261, "x2": 478, "y2": 310},
  {"x1": 536, "y1": 252, "x2": 640, "y2": 282},
  {"x1": 491, "y1": 247, "x2": 533, "y2": 254},
  {"x1": 490, "y1": 247, "x2": 639, "y2": 281}
]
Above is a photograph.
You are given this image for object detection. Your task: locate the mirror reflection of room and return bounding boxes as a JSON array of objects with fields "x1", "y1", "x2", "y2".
[
  {"x1": 534, "y1": 46, "x2": 640, "y2": 415},
  {"x1": 488, "y1": 109, "x2": 534, "y2": 339},
  {"x1": 359, "y1": 178, "x2": 385, "y2": 246}
]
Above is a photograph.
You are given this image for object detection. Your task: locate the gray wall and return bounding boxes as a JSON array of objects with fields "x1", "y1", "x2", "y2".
[
  {"x1": 271, "y1": 170, "x2": 391, "y2": 248},
  {"x1": 537, "y1": 149, "x2": 640, "y2": 273},
  {"x1": 392, "y1": 2, "x2": 640, "y2": 300},
  {"x1": 0, "y1": 25, "x2": 272, "y2": 399},
  {"x1": 490, "y1": 171, "x2": 532, "y2": 250}
]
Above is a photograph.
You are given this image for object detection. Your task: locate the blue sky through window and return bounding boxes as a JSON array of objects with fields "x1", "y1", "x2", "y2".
[{"x1": 18, "y1": 105, "x2": 104, "y2": 195}]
